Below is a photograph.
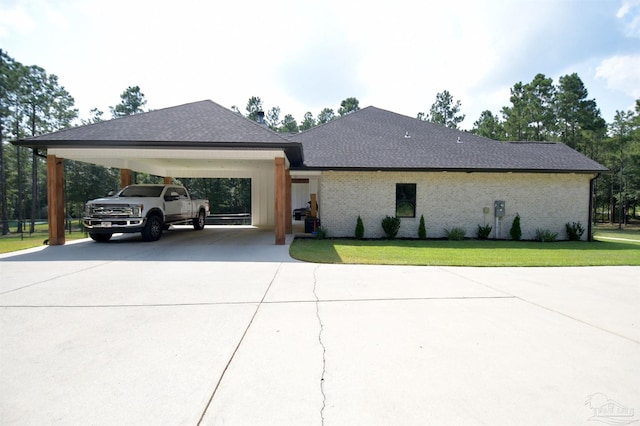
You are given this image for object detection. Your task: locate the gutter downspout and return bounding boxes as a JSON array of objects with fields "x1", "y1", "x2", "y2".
[{"x1": 588, "y1": 174, "x2": 600, "y2": 242}]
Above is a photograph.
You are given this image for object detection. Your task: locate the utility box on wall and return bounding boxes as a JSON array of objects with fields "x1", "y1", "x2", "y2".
[{"x1": 494, "y1": 200, "x2": 505, "y2": 217}]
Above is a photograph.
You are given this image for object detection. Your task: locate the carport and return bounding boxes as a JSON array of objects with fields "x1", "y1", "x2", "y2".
[{"x1": 15, "y1": 100, "x2": 305, "y2": 245}]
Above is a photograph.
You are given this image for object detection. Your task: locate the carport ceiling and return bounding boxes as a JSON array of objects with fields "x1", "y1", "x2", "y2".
[{"x1": 48, "y1": 147, "x2": 288, "y2": 178}]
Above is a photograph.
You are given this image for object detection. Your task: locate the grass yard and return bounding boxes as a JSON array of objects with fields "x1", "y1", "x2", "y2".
[
  {"x1": 1, "y1": 223, "x2": 638, "y2": 266},
  {"x1": 0, "y1": 228, "x2": 88, "y2": 254},
  {"x1": 592, "y1": 223, "x2": 640, "y2": 242},
  {"x1": 290, "y1": 225, "x2": 640, "y2": 267}
]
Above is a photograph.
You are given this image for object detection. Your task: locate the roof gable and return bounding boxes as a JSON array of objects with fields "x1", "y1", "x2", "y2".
[
  {"x1": 289, "y1": 106, "x2": 607, "y2": 173},
  {"x1": 18, "y1": 100, "x2": 304, "y2": 164},
  {"x1": 25, "y1": 100, "x2": 289, "y2": 144}
]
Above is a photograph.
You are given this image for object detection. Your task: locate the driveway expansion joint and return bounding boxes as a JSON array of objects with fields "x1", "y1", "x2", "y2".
[
  {"x1": 441, "y1": 267, "x2": 640, "y2": 345},
  {"x1": 196, "y1": 263, "x2": 283, "y2": 425}
]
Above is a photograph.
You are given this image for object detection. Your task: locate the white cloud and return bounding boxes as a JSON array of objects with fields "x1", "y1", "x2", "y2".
[
  {"x1": 0, "y1": 3, "x2": 35, "y2": 38},
  {"x1": 617, "y1": 0, "x2": 640, "y2": 37},
  {"x1": 595, "y1": 54, "x2": 640, "y2": 98},
  {"x1": 2, "y1": 0, "x2": 637, "y2": 126}
]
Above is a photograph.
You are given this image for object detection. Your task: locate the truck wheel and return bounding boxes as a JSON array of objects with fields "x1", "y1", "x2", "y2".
[
  {"x1": 193, "y1": 209, "x2": 206, "y2": 230},
  {"x1": 142, "y1": 215, "x2": 163, "y2": 241},
  {"x1": 89, "y1": 232, "x2": 112, "y2": 242}
]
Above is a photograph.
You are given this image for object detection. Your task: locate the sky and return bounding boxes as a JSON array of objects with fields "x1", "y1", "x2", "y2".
[{"x1": 1, "y1": 0, "x2": 639, "y2": 130}]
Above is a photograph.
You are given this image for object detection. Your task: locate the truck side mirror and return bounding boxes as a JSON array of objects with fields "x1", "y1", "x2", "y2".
[{"x1": 165, "y1": 191, "x2": 180, "y2": 201}]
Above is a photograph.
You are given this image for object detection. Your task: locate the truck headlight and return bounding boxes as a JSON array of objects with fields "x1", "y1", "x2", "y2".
[
  {"x1": 132, "y1": 204, "x2": 143, "y2": 216},
  {"x1": 85, "y1": 204, "x2": 91, "y2": 216}
]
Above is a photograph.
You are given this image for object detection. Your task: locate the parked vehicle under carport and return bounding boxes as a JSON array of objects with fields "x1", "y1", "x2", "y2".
[{"x1": 83, "y1": 184, "x2": 210, "y2": 242}]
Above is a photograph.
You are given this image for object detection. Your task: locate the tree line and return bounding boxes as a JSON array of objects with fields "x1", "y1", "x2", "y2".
[
  {"x1": 237, "y1": 73, "x2": 639, "y2": 224},
  {"x1": 231, "y1": 96, "x2": 362, "y2": 133},
  {"x1": 1, "y1": 49, "x2": 638, "y2": 235},
  {"x1": 466, "y1": 73, "x2": 639, "y2": 224}
]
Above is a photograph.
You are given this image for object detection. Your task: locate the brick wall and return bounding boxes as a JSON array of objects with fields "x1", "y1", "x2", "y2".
[{"x1": 318, "y1": 171, "x2": 594, "y2": 240}]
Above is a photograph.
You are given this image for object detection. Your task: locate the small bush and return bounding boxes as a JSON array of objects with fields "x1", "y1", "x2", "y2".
[
  {"x1": 418, "y1": 215, "x2": 427, "y2": 239},
  {"x1": 355, "y1": 216, "x2": 364, "y2": 239},
  {"x1": 476, "y1": 224, "x2": 492, "y2": 240},
  {"x1": 381, "y1": 215, "x2": 401, "y2": 239},
  {"x1": 535, "y1": 228, "x2": 558, "y2": 242},
  {"x1": 316, "y1": 226, "x2": 328, "y2": 239},
  {"x1": 510, "y1": 214, "x2": 522, "y2": 241},
  {"x1": 565, "y1": 221, "x2": 585, "y2": 241},
  {"x1": 445, "y1": 227, "x2": 466, "y2": 240}
]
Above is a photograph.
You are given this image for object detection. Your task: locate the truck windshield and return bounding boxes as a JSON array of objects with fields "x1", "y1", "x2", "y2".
[{"x1": 119, "y1": 186, "x2": 164, "y2": 197}]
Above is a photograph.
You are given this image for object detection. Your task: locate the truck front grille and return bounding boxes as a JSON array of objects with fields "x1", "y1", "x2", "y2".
[{"x1": 90, "y1": 205, "x2": 135, "y2": 217}]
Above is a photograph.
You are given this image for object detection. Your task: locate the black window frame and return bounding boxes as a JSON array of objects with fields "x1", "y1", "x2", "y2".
[{"x1": 396, "y1": 183, "x2": 417, "y2": 218}]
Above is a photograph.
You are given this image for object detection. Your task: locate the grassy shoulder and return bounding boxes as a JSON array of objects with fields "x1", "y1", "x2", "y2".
[
  {"x1": 290, "y1": 226, "x2": 640, "y2": 267},
  {"x1": 0, "y1": 230, "x2": 88, "y2": 254}
]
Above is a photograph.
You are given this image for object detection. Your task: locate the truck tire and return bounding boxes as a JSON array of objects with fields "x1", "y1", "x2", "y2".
[
  {"x1": 89, "y1": 232, "x2": 112, "y2": 242},
  {"x1": 193, "y1": 209, "x2": 206, "y2": 230},
  {"x1": 142, "y1": 215, "x2": 163, "y2": 241}
]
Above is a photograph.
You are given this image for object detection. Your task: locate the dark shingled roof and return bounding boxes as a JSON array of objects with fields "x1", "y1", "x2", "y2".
[
  {"x1": 18, "y1": 101, "x2": 607, "y2": 174},
  {"x1": 18, "y1": 100, "x2": 304, "y2": 164},
  {"x1": 289, "y1": 106, "x2": 608, "y2": 173}
]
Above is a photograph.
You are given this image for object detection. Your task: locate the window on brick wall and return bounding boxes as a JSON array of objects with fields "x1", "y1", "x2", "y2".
[{"x1": 396, "y1": 183, "x2": 416, "y2": 217}]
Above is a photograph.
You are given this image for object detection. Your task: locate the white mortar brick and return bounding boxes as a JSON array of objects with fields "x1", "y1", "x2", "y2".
[{"x1": 318, "y1": 171, "x2": 594, "y2": 240}]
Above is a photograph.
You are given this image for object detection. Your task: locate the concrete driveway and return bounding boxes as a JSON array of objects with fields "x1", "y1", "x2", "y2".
[{"x1": 1, "y1": 226, "x2": 639, "y2": 425}]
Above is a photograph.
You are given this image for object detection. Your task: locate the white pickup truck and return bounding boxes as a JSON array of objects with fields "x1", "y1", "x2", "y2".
[{"x1": 83, "y1": 184, "x2": 210, "y2": 242}]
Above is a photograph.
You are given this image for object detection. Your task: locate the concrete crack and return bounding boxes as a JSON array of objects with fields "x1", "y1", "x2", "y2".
[{"x1": 312, "y1": 265, "x2": 326, "y2": 426}]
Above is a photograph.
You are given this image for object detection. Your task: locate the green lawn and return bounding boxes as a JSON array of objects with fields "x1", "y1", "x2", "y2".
[
  {"x1": 0, "y1": 229, "x2": 88, "y2": 254},
  {"x1": 290, "y1": 225, "x2": 640, "y2": 267},
  {"x1": 2, "y1": 224, "x2": 639, "y2": 266},
  {"x1": 592, "y1": 224, "x2": 640, "y2": 242}
]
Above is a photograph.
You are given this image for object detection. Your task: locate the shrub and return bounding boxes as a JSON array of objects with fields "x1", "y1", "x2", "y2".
[
  {"x1": 535, "y1": 228, "x2": 558, "y2": 242},
  {"x1": 510, "y1": 214, "x2": 522, "y2": 241},
  {"x1": 316, "y1": 226, "x2": 328, "y2": 239},
  {"x1": 418, "y1": 215, "x2": 427, "y2": 239},
  {"x1": 355, "y1": 216, "x2": 364, "y2": 239},
  {"x1": 445, "y1": 227, "x2": 466, "y2": 240},
  {"x1": 381, "y1": 215, "x2": 401, "y2": 239},
  {"x1": 476, "y1": 224, "x2": 492, "y2": 240},
  {"x1": 565, "y1": 221, "x2": 585, "y2": 241}
]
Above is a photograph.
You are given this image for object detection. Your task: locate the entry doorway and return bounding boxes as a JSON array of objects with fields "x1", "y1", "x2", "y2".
[{"x1": 292, "y1": 180, "x2": 310, "y2": 222}]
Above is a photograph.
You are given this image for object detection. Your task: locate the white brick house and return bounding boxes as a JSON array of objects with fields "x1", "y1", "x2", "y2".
[
  {"x1": 289, "y1": 106, "x2": 607, "y2": 241},
  {"x1": 18, "y1": 101, "x2": 607, "y2": 244},
  {"x1": 317, "y1": 171, "x2": 592, "y2": 240}
]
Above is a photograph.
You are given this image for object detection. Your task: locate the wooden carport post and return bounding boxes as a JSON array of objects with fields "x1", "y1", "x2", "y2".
[
  {"x1": 163, "y1": 177, "x2": 173, "y2": 184},
  {"x1": 285, "y1": 170, "x2": 292, "y2": 235},
  {"x1": 120, "y1": 169, "x2": 133, "y2": 187},
  {"x1": 275, "y1": 157, "x2": 286, "y2": 245},
  {"x1": 47, "y1": 155, "x2": 65, "y2": 245}
]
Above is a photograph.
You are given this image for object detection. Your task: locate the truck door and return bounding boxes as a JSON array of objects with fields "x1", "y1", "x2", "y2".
[
  {"x1": 174, "y1": 187, "x2": 192, "y2": 220},
  {"x1": 163, "y1": 187, "x2": 184, "y2": 222}
]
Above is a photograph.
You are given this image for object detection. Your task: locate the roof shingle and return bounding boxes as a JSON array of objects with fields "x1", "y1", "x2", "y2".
[
  {"x1": 289, "y1": 106, "x2": 607, "y2": 173},
  {"x1": 25, "y1": 100, "x2": 290, "y2": 144}
]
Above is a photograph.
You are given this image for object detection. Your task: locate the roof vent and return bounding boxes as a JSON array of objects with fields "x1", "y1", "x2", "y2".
[
  {"x1": 256, "y1": 111, "x2": 266, "y2": 126},
  {"x1": 457, "y1": 136, "x2": 463, "y2": 144},
  {"x1": 404, "y1": 131, "x2": 411, "y2": 138}
]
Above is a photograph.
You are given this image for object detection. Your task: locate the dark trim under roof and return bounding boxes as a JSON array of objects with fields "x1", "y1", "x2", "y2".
[{"x1": 289, "y1": 165, "x2": 606, "y2": 174}]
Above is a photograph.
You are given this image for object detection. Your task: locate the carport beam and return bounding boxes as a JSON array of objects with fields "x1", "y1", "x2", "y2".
[{"x1": 47, "y1": 155, "x2": 65, "y2": 245}]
